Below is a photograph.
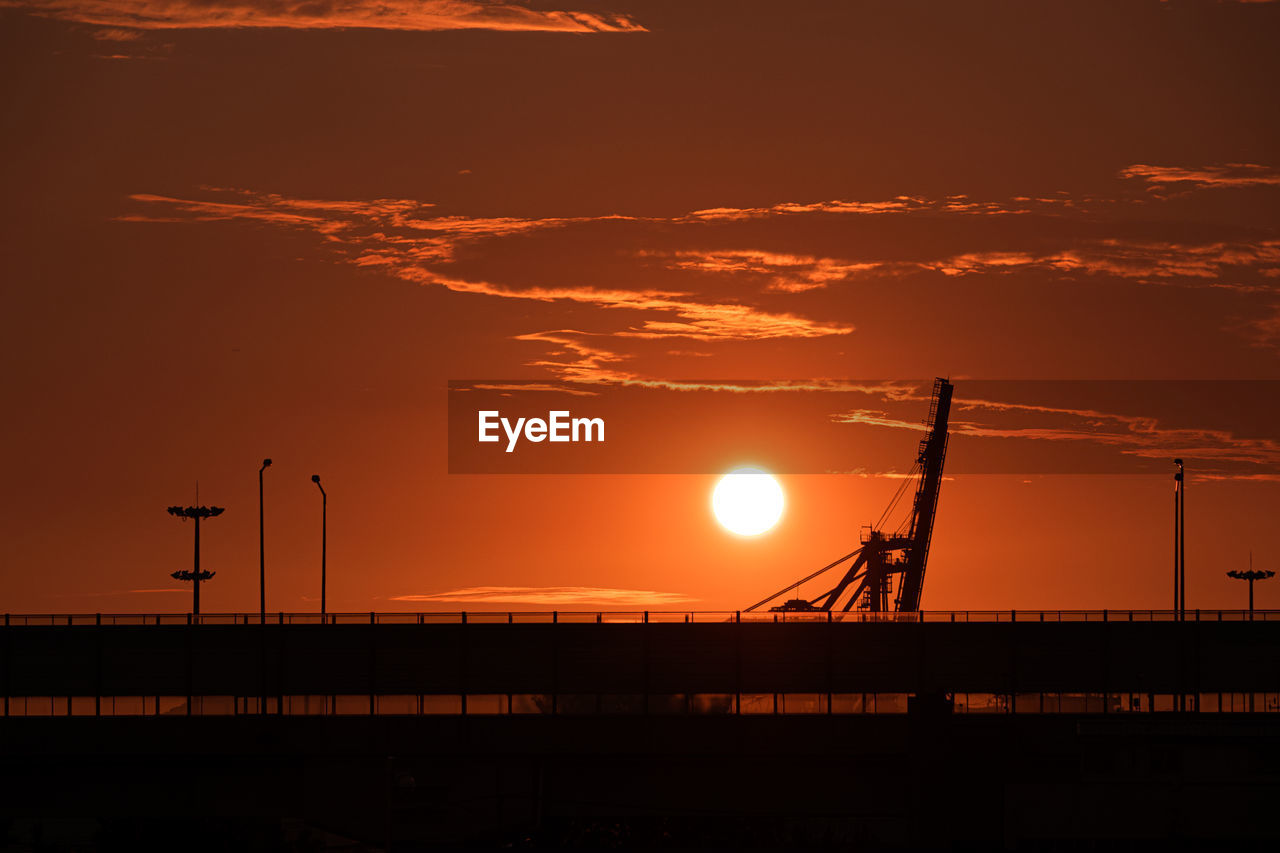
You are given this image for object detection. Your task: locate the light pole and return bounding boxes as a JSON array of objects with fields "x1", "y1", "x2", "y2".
[
  {"x1": 167, "y1": 503, "x2": 225, "y2": 616},
  {"x1": 312, "y1": 474, "x2": 326, "y2": 618},
  {"x1": 1227, "y1": 561, "x2": 1274, "y2": 620},
  {"x1": 259, "y1": 458, "x2": 272, "y2": 624},
  {"x1": 1173, "y1": 459, "x2": 1185, "y2": 620}
]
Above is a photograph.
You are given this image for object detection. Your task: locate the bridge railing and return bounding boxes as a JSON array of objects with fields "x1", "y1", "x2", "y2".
[{"x1": 0, "y1": 609, "x2": 1276, "y2": 626}]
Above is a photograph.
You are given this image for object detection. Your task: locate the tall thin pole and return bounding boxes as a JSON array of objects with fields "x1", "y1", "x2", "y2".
[
  {"x1": 167, "y1": 502, "x2": 223, "y2": 616},
  {"x1": 1227, "y1": 565, "x2": 1274, "y2": 622},
  {"x1": 259, "y1": 459, "x2": 272, "y2": 624},
  {"x1": 1173, "y1": 469, "x2": 1179, "y2": 617},
  {"x1": 313, "y1": 475, "x2": 327, "y2": 618},
  {"x1": 322, "y1": 493, "x2": 327, "y2": 616},
  {"x1": 1179, "y1": 461, "x2": 1186, "y2": 622},
  {"x1": 1250, "y1": 552, "x2": 1255, "y2": 620},
  {"x1": 1174, "y1": 459, "x2": 1184, "y2": 621},
  {"x1": 193, "y1": 511, "x2": 201, "y2": 616},
  {"x1": 1173, "y1": 458, "x2": 1184, "y2": 712}
]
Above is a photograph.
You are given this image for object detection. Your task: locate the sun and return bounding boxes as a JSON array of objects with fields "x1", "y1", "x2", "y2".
[{"x1": 712, "y1": 467, "x2": 785, "y2": 536}]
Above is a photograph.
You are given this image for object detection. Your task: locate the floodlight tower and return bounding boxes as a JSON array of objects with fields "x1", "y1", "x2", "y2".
[
  {"x1": 1227, "y1": 555, "x2": 1274, "y2": 620},
  {"x1": 167, "y1": 503, "x2": 226, "y2": 615}
]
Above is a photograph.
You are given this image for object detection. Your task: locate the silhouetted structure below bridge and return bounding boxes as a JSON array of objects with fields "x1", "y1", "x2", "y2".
[{"x1": 2, "y1": 612, "x2": 1279, "y2": 849}]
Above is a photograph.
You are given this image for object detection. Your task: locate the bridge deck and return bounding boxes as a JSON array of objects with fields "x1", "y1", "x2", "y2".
[{"x1": 2, "y1": 618, "x2": 1278, "y2": 711}]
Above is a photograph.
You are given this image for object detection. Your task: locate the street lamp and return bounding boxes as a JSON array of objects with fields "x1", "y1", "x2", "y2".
[
  {"x1": 1227, "y1": 558, "x2": 1274, "y2": 620},
  {"x1": 312, "y1": 474, "x2": 326, "y2": 619},
  {"x1": 167, "y1": 503, "x2": 225, "y2": 616},
  {"x1": 259, "y1": 458, "x2": 272, "y2": 624},
  {"x1": 1173, "y1": 459, "x2": 1185, "y2": 621}
]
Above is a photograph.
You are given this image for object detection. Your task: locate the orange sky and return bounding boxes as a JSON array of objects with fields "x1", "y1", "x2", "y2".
[{"x1": 2, "y1": 0, "x2": 1279, "y2": 614}]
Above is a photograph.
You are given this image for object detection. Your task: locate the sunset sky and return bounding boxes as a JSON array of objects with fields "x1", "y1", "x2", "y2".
[{"x1": 2, "y1": 0, "x2": 1279, "y2": 614}]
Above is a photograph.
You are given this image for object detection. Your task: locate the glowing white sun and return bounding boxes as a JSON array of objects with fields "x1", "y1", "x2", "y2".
[{"x1": 712, "y1": 467, "x2": 785, "y2": 536}]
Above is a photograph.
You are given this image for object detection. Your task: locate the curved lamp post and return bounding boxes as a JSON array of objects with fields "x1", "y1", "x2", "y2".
[
  {"x1": 312, "y1": 475, "x2": 327, "y2": 618},
  {"x1": 167, "y1": 503, "x2": 225, "y2": 616}
]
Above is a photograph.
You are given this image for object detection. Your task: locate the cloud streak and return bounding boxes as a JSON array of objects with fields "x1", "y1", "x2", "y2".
[
  {"x1": 651, "y1": 249, "x2": 880, "y2": 293},
  {"x1": 1120, "y1": 163, "x2": 1280, "y2": 191},
  {"x1": 826, "y1": 386, "x2": 1280, "y2": 477},
  {"x1": 121, "y1": 184, "x2": 1280, "y2": 382},
  {"x1": 927, "y1": 240, "x2": 1280, "y2": 281},
  {"x1": 391, "y1": 586, "x2": 697, "y2": 605},
  {"x1": 949, "y1": 395, "x2": 1280, "y2": 470},
  {"x1": 3, "y1": 0, "x2": 647, "y2": 32},
  {"x1": 122, "y1": 190, "x2": 857, "y2": 381},
  {"x1": 652, "y1": 238, "x2": 1280, "y2": 292}
]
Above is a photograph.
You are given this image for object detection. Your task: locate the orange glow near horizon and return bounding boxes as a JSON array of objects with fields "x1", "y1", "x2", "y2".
[{"x1": 1, "y1": 1, "x2": 1279, "y2": 615}]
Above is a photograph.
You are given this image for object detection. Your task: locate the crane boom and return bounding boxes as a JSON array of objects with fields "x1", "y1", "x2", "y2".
[
  {"x1": 749, "y1": 378, "x2": 953, "y2": 614},
  {"x1": 894, "y1": 378, "x2": 952, "y2": 611}
]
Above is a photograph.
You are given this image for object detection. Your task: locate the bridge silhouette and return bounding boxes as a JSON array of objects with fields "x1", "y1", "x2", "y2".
[{"x1": 2, "y1": 612, "x2": 1278, "y2": 848}]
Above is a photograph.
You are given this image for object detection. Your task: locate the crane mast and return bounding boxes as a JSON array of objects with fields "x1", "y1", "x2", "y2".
[
  {"x1": 895, "y1": 378, "x2": 951, "y2": 611},
  {"x1": 745, "y1": 378, "x2": 953, "y2": 615}
]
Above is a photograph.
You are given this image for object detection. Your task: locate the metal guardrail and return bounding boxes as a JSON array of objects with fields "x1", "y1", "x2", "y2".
[{"x1": 0, "y1": 609, "x2": 1276, "y2": 626}]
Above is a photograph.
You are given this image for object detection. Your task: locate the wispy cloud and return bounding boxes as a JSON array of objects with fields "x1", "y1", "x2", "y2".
[
  {"x1": 1237, "y1": 304, "x2": 1280, "y2": 347},
  {"x1": 62, "y1": 587, "x2": 189, "y2": 597},
  {"x1": 1120, "y1": 163, "x2": 1280, "y2": 191},
  {"x1": 650, "y1": 249, "x2": 880, "y2": 292},
  {"x1": 650, "y1": 239, "x2": 1280, "y2": 290},
  {"x1": 123, "y1": 190, "x2": 857, "y2": 380},
  {"x1": 2, "y1": 1, "x2": 647, "y2": 33},
  {"x1": 950, "y1": 396, "x2": 1280, "y2": 470},
  {"x1": 684, "y1": 195, "x2": 1062, "y2": 221},
  {"x1": 830, "y1": 389, "x2": 1280, "y2": 476},
  {"x1": 406, "y1": 273, "x2": 855, "y2": 342},
  {"x1": 391, "y1": 586, "x2": 696, "y2": 605},
  {"x1": 91, "y1": 26, "x2": 141, "y2": 39},
  {"x1": 830, "y1": 409, "x2": 927, "y2": 431},
  {"x1": 927, "y1": 240, "x2": 1280, "y2": 281},
  {"x1": 468, "y1": 382, "x2": 600, "y2": 397},
  {"x1": 120, "y1": 185, "x2": 1280, "y2": 382}
]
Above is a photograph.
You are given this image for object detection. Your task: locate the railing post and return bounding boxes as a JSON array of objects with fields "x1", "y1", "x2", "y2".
[
  {"x1": 1103, "y1": 609, "x2": 1108, "y2": 623},
  {"x1": 735, "y1": 611, "x2": 740, "y2": 623},
  {"x1": 553, "y1": 611, "x2": 558, "y2": 624},
  {"x1": 643, "y1": 611, "x2": 648, "y2": 624}
]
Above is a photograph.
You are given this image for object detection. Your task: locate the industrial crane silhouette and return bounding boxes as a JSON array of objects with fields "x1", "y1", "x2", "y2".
[{"x1": 748, "y1": 378, "x2": 953, "y2": 614}]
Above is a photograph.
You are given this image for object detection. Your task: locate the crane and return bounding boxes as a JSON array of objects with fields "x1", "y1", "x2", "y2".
[{"x1": 746, "y1": 378, "x2": 953, "y2": 614}]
